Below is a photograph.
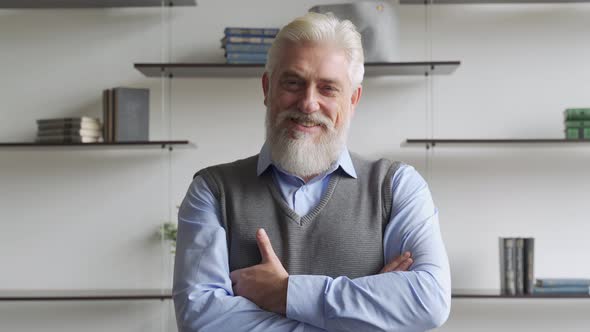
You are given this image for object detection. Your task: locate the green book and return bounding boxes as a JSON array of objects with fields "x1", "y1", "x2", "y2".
[
  {"x1": 565, "y1": 120, "x2": 590, "y2": 128},
  {"x1": 566, "y1": 127, "x2": 581, "y2": 139},
  {"x1": 565, "y1": 108, "x2": 590, "y2": 121},
  {"x1": 566, "y1": 127, "x2": 590, "y2": 140}
]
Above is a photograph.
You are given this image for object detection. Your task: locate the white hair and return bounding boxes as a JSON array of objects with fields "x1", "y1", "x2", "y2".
[{"x1": 265, "y1": 12, "x2": 365, "y2": 88}]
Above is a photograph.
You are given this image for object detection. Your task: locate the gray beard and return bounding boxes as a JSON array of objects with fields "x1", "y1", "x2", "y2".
[{"x1": 265, "y1": 107, "x2": 350, "y2": 179}]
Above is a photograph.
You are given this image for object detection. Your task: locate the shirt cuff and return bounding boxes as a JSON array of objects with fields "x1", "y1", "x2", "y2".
[{"x1": 287, "y1": 275, "x2": 328, "y2": 329}]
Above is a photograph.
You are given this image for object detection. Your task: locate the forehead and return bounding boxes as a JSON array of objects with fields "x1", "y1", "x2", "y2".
[{"x1": 274, "y1": 42, "x2": 350, "y2": 84}]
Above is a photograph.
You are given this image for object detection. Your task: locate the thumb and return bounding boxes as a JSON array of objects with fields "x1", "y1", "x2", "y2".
[{"x1": 256, "y1": 228, "x2": 278, "y2": 263}]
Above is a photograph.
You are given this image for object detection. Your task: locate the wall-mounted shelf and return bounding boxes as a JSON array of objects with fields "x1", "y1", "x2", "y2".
[
  {"x1": 400, "y1": 0, "x2": 589, "y2": 4},
  {"x1": 134, "y1": 61, "x2": 461, "y2": 78},
  {"x1": 3, "y1": 289, "x2": 587, "y2": 301},
  {"x1": 406, "y1": 139, "x2": 590, "y2": 145},
  {"x1": 0, "y1": 140, "x2": 191, "y2": 149},
  {"x1": 0, "y1": 0, "x2": 196, "y2": 8},
  {"x1": 452, "y1": 289, "x2": 590, "y2": 299},
  {"x1": 0, "y1": 289, "x2": 172, "y2": 301}
]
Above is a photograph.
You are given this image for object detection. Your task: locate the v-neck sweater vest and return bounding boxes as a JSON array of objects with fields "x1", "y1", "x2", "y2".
[{"x1": 195, "y1": 153, "x2": 402, "y2": 278}]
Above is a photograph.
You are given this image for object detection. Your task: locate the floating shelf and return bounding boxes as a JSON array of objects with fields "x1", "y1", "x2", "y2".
[
  {"x1": 0, "y1": 289, "x2": 172, "y2": 301},
  {"x1": 3, "y1": 289, "x2": 588, "y2": 301},
  {"x1": 400, "y1": 0, "x2": 590, "y2": 4},
  {"x1": 134, "y1": 61, "x2": 461, "y2": 78},
  {"x1": 0, "y1": 140, "x2": 191, "y2": 149},
  {"x1": 405, "y1": 139, "x2": 590, "y2": 145},
  {"x1": 452, "y1": 289, "x2": 590, "y2": 299},
  {"x1": 0, "y1": 0, "x2": 196, "y2": 8}
]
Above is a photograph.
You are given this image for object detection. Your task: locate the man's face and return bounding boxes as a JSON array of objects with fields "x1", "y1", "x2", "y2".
[{"x1": 262, "y1": 42, "x2": 362, "y2": 178}]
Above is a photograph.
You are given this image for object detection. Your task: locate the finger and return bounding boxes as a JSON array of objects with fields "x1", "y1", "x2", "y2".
[
  {"x1": 394, "y1": 258, "x2": 413, "y2": 272},
  {"x1": 256, "y1": 228, "x2": 278, "y2": 263},
  {"x1": 380, "y1": 252, "x2": 412, "y2": 274}
]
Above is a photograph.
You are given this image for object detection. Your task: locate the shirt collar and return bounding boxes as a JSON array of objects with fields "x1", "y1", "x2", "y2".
[{"x1": 256, "y1": 141, "x2": 357, "y2": 179}]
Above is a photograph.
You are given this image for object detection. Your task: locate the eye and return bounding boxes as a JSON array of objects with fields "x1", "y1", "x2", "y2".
[
  {"x1": 280, "y1": 78, "x2": 303, "y2": 91},
  {"x1": 321, "y1": 85, "x2": 339, "y2": 96}
]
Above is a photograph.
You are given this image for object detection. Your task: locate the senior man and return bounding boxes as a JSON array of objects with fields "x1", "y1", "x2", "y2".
[{"x1": 173, "y1": 12, "x2": 451, "y2": 332}]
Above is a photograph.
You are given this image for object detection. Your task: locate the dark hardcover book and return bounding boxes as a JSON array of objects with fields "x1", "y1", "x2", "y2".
[
  {"x1": 36, "y1": 116, "x2": 99, "y2": 125},
  {"x1": 225, "y1": 52, "x2": 268, "y2": 61},
  {"x1": 565, "y1": 108, "x2": 590, "y2": 121},
  {"x1": 224, "y1": 27, "x2": 279, "y2": 37},
  {"x1": 37, "y1": 128, "x2": 102, "y2": 137},
  {"x1": 221, "y1": 35, "x2": 275, "y2": 46},
  {"x1": 524, "y1": 238, "x2": 535, "y2": 294},
  {"x1": 501, "y1": 238, "x2": 516, "y2": 295},
  {"x1": 536, "y1": 278, "x2": 590, "y2": 287},
  {"x1": 112, "y1": 87, "x2": 149, "y2": 142},
  {"x1": 515, "y1": 238, "x2": 525, "y2": 295},
  {"x1": 102, "y1": 89, "x2": 110, "y2": 142},
  {"x1": 224, "y1": 43, "x2": 271, "y2": 53},
  {"x1": 533, "y1": 286, "x2": 590, "y2": 295},
  {"x1": 499, "y1": 237, "x2": 506, "y2": 294}
]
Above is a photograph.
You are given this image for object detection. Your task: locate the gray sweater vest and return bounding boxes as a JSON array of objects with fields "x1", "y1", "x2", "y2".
[{"x1": 196, "y1": 154, "x2": 402, "y2": 279}]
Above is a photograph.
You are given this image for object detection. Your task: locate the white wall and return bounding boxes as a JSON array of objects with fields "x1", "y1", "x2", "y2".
[{"x1": 1, "y1": 0, "x2": 589, "y2": 331}]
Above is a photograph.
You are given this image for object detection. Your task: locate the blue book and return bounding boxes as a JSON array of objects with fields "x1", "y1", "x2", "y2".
[
  {"x1": 533, "y1": 286, "x2": 590, "y2": 295},
  {"x1": 224, "y1": 43, "x2": 271, "y2": 53},
  {"x1": 221, "y1": 35, "x2": 274, "y2": 45},
  {"x1": 536, "y1": 278, "x2": 590, "y2": 287},
  {"x1": 225, "y1": 52, "x2": 267, "y2": 62},
  {"x1": 226, "y1": 59, "x2": 267, "y2": 64},
  {"x1": 224, "y1": 27, "x2": 279, "y2": 37}
]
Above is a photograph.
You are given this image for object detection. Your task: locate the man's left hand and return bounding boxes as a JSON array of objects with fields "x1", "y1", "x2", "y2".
[{"x1": 230, "y1": 228, "x2": 289, "y2": 315}]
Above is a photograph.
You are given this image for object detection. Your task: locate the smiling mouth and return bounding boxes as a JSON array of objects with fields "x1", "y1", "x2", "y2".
[{"x1": 290, "y1": 117, "x2": 322, "y2": 128}]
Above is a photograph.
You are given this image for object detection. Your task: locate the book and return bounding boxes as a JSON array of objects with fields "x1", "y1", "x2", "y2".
[
  {"x1": 112, "y1": 87, "x2": 149, "y2": 142},
  {"x1": 225, "y1": 52, "x2": 268, "y2": 61},
  {"x1": 224, "y1": 43, "x2": 271, "y2": 53},
  {"x1": 533, "y1": 286, "x2": 590, "y2": 295},
  {"x1": 226, "y1": 59, "x2": 267, "y2": 64},
  {"x1": 499, "y1": 237, "x2": 516, "y2": 295},
  {"x1": 523, "y1": 238, "x2": 535, "y2": 294},
  {"x1": 566, "y1": 127, "x2": 590, "y2": 140},
  {"x1": 37, "y1": 128, "x2": 102, "y2": 138},
  {"x1": 565, "y1": 108, "x2": 590, "y2": 121},
  {"x1": 536, "y1": 278, "x2": 590, "y2": 287},
  {"x1": 221, "y1": 35, "x2": 275, "y2": 45},
  {"x1": 36, "y1": 117, "x2": 100, "y2": 125},
  {"x1": 35, "y1": 135, "x2": 100, "y2": 143},
  {"x1": 224, "y1": 27, "x2": 279, "y2": 37},
  {"x1": 515, "y1": 238, "x2": 525, "y2": 295},
  {"x1": 564, "y1": 120, "x2": 590, "y2": 128},
  {"x1": 37, "y1": 122, "x2": 102, "y2": 131}
]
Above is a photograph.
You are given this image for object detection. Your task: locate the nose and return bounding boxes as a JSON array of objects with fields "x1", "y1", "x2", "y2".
[{"x1": 298, "y1": 86, "x2": 320, "y2": 114}]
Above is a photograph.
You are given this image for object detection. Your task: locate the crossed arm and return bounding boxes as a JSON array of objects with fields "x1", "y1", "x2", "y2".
[{"x1": 173, "y1": 166, "x2": 451, "y2": 332}]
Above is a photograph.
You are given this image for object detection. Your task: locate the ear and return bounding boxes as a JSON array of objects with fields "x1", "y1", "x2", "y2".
[
  {"x1": 262, "y1": 72, "x2": 270, "y2": 106},
  {"x1": 349, "y1": 85, "x2": 362, "y2": 115}
]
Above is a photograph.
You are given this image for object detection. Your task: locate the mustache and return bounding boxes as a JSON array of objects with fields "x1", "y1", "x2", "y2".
[{"x1": 275, "y1": 110, "x2": 334, "y2": 130}]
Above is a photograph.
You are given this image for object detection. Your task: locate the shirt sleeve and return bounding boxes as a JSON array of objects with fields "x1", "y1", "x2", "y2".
[
  {"x1": 173, "y1": 175, "x2": 326, "y2": 332},
  {"x1": 286, "y1": 165, "x2": 451, "y2": 332}
]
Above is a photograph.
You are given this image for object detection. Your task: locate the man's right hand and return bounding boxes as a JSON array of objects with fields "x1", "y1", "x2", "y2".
[{"x1": 379, "y1": 252, "x2": 413, "y2": 274}]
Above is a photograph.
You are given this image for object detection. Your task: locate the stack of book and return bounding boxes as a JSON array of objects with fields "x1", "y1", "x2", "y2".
[
  {"x1": 564, "y1": 108, "x2": 590, "y2": 140},
  {"x1": 499, "y1": 237, "x2": 535, "y2": 295},
  {"x1": 221, "y1": 27, "x2": 279, "y2": 64},
  {"x1": 534, "y1": 278, "x2": 590, "y2": 295},
  {"x1": 36, "y1": 117, "x2": 102, "y2": 143}
]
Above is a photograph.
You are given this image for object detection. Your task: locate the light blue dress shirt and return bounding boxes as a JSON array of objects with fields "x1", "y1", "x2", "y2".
[{"x1": 173, "y1": 144, "x2": 451, "y2": 332}]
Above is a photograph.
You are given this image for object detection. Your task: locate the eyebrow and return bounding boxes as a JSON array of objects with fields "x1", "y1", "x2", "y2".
[{"x1": 279, "y1": 70, "x2": 342, "y2": 86}]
